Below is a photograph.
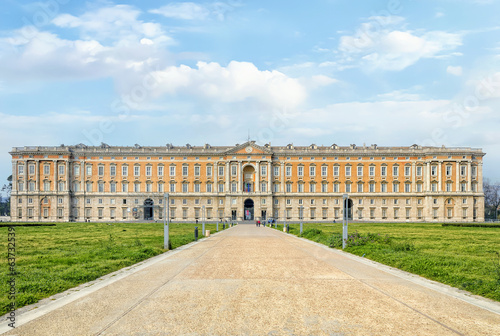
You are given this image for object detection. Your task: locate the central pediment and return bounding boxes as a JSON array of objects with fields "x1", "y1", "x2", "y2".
[{"x1": 224, "y1": 141, "x2": 272, "y2": 155}]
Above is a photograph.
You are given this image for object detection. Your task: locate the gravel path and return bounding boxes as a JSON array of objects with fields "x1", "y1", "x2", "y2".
[{"x1": 2, "y1": 224, "x2": 500, "y2": 335}]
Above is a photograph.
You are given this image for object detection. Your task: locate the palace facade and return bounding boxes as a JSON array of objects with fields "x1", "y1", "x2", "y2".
[{"x1": 10, "y1": 142, "x2": 485, "y2": 222}]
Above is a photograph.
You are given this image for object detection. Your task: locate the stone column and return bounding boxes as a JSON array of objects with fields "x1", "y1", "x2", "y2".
[
  {"x1": 225, "y1": 161, "x2": 230, "y2": 192},
  {"x1": 238, "y1": 161, "x2": 242, "y2": 193},
  {"x1": 426, "y1": 162, "x2": 430, "y2": 192},
  {"x1": 267, "y1": 161, "x2": 272, "y2": 193},
  {"x1": 478, "y1": 162, "x2": 484, "y2": 193},
  {"x1": 255, "y1": 161, "x2": 260, "y2": 193},
  {"x1": 467, "y1": 161, "x2": 472, "y2": 192},
  {"x1": 438, "y1": 161, "x2": 442, "y2": 192}
]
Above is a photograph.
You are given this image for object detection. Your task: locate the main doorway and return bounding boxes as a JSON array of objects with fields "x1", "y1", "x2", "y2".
[
  {"x1": 144, "y1": 199, "x2": 154, "y2": 220},
  {"x1": 244, "y1": 199, "x2": 254, "y2": 220}
]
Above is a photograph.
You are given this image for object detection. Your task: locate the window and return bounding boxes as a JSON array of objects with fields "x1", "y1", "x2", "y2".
[
  {"x1": 298, "y1": 166, "x2": 304, "y2": 176},
  {"x1": 417, "y1": 183, "x2": 422, "y2": 192},
  {"x1": 286, "y1": 199, "x2": 291, "y2": 205},
  {"x1": 122, "y1": 183, "x2": 128, "y2": 193},
  {"x1": 393, "y1": 166, "x2": 399, "y2": 177},
  {"x1": 381, "y1": 166, "x2": 387, "y2": 176},
  {"x1": 134, "y1": 183, "x2": 140, "y2": 192},
  {"x1": 157, "y1": 166, "x2": 164, "y2": 176},
  {"x1": 98, "y1": 165, "x2": 104, "y2": 176},
  {"x1": 206, "y1": 166, "x2": 212, "y2": 177},
  {"x1": 231, "y1": 182, "x2": 237, "y2": 192},
  {"x1": 461, "y1": 183, "x2": 467, "y2": 192},
  {"x1": 18, "y1": 165, "x2": 24, "y2": 175},
  {"x1": 446, "y1": 165, "x2": 452, "y2": 176},
  {"x1": 286, "y1": 166, "x2": 292, "y2": 176},
  {"x1": 381, "y1": 183, "x2": 387, "y2": 193},
  {"x1": 472, "y1": 166, "x2": 477, "y2": 177},
  {"x1": 44, "y1": 165, "x2": 50, "y2": 175},
  {"x1": 122, "y1": 165, "x2": 128, "y2": 176},
  {"x1": 182, "y1": 166, "x2": 188, "y2": 176},
  {"x1": 297, "y1": 183, "x2": 304, "y2": 193},
  {"x1": 286, "y1": 183, "x2": 292, "y2": 193},
  {"x1": 369, "y1": 183, "x2": 375, "y2": 193},
  {"x1": 261, "y1": 165, "x2": 267, "y2": 176},
  {"x1": 182, "y1": 183, "x2": 188, "y2": 193},
  {"x1": 170, "y1": 166, "x2": 176, "y2": 176},
  {"x1": 144, "y1": 166, "x2": 151, "y2": 176},
  {"x1": 309, "y1": 183, "x2": 316, "y2": 193},
  {"x1": 309, "y1": 166, "x2": 315, "y2": 176},
  {"x1": 333, "y1": 183, "x2": 339, "y2": 193},
  {"x1": 44, "y1": 181, "x2": 51, "y2": 191},
  {"x1": 321, "y1": 166, "x2": 327, "y2": 177},
  {"x1": 98, "y1": 182, "x2": 104, "y2": 192},
  {"x1": 218, "y1": 166, "x2": 224, "y2": 176},
  {"x1": 369, "y1": 166, "x2": 375, "y2": 177},
  {"x1": 345, "y1": 183, "x2": 351, "y2": 193},
  {"x1": 134, "y1": 166, "x2": 140, "y2": 176},
  {"x1": 273, "y1": 183, "x2": 279, "y2": 192},
  {"x1": 59, "y1": 165, "x2": 65, "y2": 176},
  {"x1": 86, "y1": 182, "x2": 92, "y2": 192},
  {"x1": 357, "y1": 166, "x2": 363, "y2": 177},
  {"x1": 357, "y1": 183, "x2": 363, "y2": 193},
  {"x1": 345, "y1": 166, "x2": 351, "y2": 177},
  {"x1": 322, "y1": 183, "x2": 327, "y2": 192},
  {"x1": 28, "y1": 164, "x2": 35, "y2": 175},
  {"x1": 460, "y1": 166, "x2": 467, "y2": 176},
  {"x1": 431, "y1": 166, "x2": 437, "y2": 176},
  {"x1": 206, "y1": 183, "x2": 212, "y2": 193},
  {"x1": 261, "y1": 183, "x2": 267, "y2": 192},
  {"x1": 170, "y1": 183, "x2": 175, "y2": 193},
  {"x1": 58, "y1": 181, "x2": 65, "y2": 192},
  {"x1": 194, "y1": 166, "x2": 200, "y2": 176},
  {"x1": 218, "y1": 183, "x2": 224, "y2": 192},
  {"x1": 333, "y1": 166, "x2": 339, "y2": 176},
  {"x1": 404, "y1": 166, "x2": 411, "y2": 176},
  {"x1": 110, "y1": 182, "x2": 116, "y2": 193},
  {"x1": 405, "y1": 183, "x2": 411, "y2": 193},
  {"x1": 274, "y1": 166, "x2": 280, "y2": 177},
  {"x1": 146, "y1": 183, "x2": 152, "y2": 192},
  {"x1": 431, "y1": 183, "x2": 437, "y2": 192},
  {"x1": 194, "y1": 183, "x2": 200, "y2": 192},
  {"x1": 231, "y1": 165, "x2": 237, "y2": 176},
  {"x1": 416, "y1": 166, "x2": 422, "y2": 176}
]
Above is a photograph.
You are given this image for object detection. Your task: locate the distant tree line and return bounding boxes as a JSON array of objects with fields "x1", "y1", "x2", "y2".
[
  {"x1": 0, "y1": 175, "x2": 11, "y2": 216},
  {"x1": 483, "y1": 178, "x2": 500, "y2": 220}
]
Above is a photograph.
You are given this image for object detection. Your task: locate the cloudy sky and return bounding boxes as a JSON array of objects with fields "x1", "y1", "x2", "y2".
[{"x1": 1, "y1": 0, "x2": 500, "y2": 188}]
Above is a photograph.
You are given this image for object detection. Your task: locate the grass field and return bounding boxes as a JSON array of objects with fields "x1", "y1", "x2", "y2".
[
  {"x1": 1, "y1": 222, "x2": 228, "y2": 316},
  {"x1": 274, "y1": 222, "x2": 500, "y2": 302}
]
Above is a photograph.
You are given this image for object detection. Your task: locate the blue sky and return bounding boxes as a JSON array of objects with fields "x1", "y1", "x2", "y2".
[{"x1": 1, "y1": 0, "x2": 500, "y2": 189}]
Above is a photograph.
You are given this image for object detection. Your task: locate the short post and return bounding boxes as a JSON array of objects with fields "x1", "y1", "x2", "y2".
[
  {"x1": 194, "y1": 226, "x2": 198, "y2": 241},
  {"x1": 164, "y1": 193, "x2": 169, "y2": 249},
  {"x1": 299, "y1": 205, "x2": 303, "y2": 235},
  {"x1": 223, "y1": 222, "x2": 225, "y2": 230},
  {"x1": 202, "y1": 205, "x2": 205, "y2": 237},
  {"x1": 216, "y1": 219, "x2": 219, "y2": 232},
  {"x1": 342, "y1": 193, "x2": 349, "y2": 249}
]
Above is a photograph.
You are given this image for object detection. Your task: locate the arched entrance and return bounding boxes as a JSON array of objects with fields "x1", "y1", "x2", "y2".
[
  {"x1": 343, "y1": 198, "x2": 353, "y2": 220},
  {"x1": 244, "y1": 199, "x2": 254, "y2": 220},
  {"x1": 144, "y1": 199, "x2": 154, "y2": 220}
]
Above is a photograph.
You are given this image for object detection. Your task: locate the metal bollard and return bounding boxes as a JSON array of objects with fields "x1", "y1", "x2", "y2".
[
  {"x1": 223, "y1": 223, "x2": 225, "y2": 230},
  {"x1": 194, "y1": 227, "x2": 198, "y2": 241}
]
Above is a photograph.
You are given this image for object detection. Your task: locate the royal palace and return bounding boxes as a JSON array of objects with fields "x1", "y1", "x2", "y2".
[{"x1": 10, "y1": 142, "x2": 485, "y2": 222}]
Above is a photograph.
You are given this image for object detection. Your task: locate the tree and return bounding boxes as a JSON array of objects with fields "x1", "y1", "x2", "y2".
[
  {"x1": 0, "y1": 175, "x2": 12, "y2": 216},
  {"x1": 483, "y1": 178, "x2": 500, "y2": 220}
]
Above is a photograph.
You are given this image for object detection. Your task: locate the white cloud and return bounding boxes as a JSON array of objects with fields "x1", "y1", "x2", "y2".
[
  {"x1": 447, "y1": 65, "x2": 463, "y2": 76},
  {"x1": 338, "y1": 16, "x2": 462, "y2": 71},
  {"x1": 149, "y1": 2, "x2": 210, "y2": 20},
  {"x1": 150, "y1": 2, "x2": 239, "y2": 21},
  {"x1": 149, "y1": 61, "x2": 308, "y2": 108}
]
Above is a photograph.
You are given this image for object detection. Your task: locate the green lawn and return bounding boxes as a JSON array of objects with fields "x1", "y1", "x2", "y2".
[
  {"x1": 1, "y1": 222, "x2": 228, "y2": 316},
  {"x1": 275, "y1": 222, "x2": 500, "y2": 302}
]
